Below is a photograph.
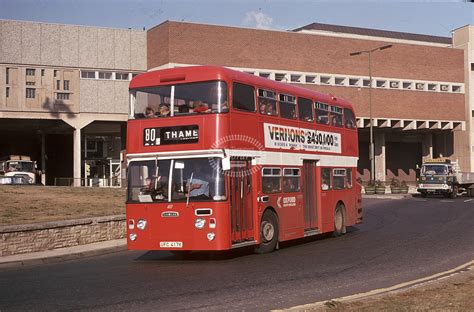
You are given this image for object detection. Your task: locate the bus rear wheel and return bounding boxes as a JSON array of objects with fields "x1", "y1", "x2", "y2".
[
  {"x1": 333, "y1": 203, "x2": 346, "y2": 237},
  {"x1": 255, "y1": 210, "x2": 279, "y2": 254}
]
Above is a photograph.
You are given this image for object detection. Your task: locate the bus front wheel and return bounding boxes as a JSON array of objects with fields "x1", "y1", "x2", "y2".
[
  {"x1": 333, "y1": 203, "x2": 346, "y2": 237},
  {"x1": 255, "y1": 210, "x2": 279, "y2": 254}
]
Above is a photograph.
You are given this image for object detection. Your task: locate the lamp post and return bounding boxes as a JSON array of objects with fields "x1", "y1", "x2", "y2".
[{"x1": 350, "y1": 44, "x2": 392, "y2": 182}]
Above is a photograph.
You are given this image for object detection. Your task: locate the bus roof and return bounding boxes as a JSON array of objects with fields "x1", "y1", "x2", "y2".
[{"x1": 130, "y1": 66, "x2": 354, "y2": 110}]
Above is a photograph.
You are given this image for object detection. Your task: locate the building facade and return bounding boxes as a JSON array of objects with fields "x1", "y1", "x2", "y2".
[
  {"x1": 147, "y1": 21, "x2": 466, "y2": 182},
  {"x1": 0, "y1": 20, "x2": 146, "y2": 185},
  {"x1": 1, "y1": 19, "x2": 471, "y2": 185},
  {"x1": 453, "y1": 25, "x2": 474, "y2": 172}
]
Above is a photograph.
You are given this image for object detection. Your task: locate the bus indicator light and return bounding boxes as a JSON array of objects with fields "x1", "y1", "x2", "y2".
[{"x1": 209, "y1": 218, "x2": 216, "y2": 229}]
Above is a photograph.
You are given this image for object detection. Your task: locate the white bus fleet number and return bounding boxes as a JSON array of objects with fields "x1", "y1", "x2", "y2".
[{"x1": 145, "y1": 128, "x2": 157, "y2": 143}]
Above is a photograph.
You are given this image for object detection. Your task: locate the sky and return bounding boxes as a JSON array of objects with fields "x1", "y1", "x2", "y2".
[{"x1": 0, "y1": 0, "x2": 473, "y2": 37}]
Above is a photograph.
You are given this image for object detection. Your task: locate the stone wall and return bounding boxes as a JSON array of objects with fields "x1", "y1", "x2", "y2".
[{"x1": 0, "y1": 215, "x2": 125, "y2": 257}]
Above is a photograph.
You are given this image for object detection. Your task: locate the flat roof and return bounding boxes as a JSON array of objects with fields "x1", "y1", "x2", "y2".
[{"x1": 293, "y1": 22, "x2": 451, "y2": 45}]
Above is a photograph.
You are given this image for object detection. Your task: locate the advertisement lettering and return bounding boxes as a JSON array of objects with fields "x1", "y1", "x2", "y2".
[{"x1": 264, "y1": 123, "x2": 341, "y2": 153}]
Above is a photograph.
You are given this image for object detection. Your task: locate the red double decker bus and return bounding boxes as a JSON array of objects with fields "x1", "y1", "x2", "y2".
[{"x1": 126, "y1": 66, "x2": 362, "y2": 253}]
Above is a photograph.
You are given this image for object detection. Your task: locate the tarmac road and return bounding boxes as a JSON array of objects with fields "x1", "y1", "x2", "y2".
[{"x1": 1, "y1": 196, "x2": 473, "y2": 311}]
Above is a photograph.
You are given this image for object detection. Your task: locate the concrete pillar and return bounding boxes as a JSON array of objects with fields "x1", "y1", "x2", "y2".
[
  {"x1": 41, "y1": 132, "x2": 46, "y2": 185},
  {"x1": 374, "y1": 132, "x2": 386, "y2": 182},
  {"x1": 422, "y1": 133, "x2": 433, "y2": 159},
  {"x1": 73, "y1": 128, "x2": 82, "y2": 187}
]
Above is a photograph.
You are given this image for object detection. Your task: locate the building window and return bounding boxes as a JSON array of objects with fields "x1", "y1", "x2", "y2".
[
  {"x1": 64, "y1": 80, "x2": 70, "y2": 90},
  {"x1": 41, "y1": 69, "x2": 45, "y2": 76},
  {"x1": 81, "y1": 71, "x2": 95, "y2": 79},
  {"x1": 6, "y1": 87, "x2": 9, "y2": 98},
  {"x1": 26, "y1": 68, "x2": 35, "y2": 76},
  {"x1": 26, "y1": 81, "x2": 35, "y2": 86},
  {"x1": 115, "y1": 72, "x2": 129, "y2": 80},
  {"x1": 56, "y1": 93, "x2": 70, "y2": 100},
  {"x1": 56, "y1": 80, "x2": 61, "y2": 90},
  {"x1": 26, "y1": 88, "x2": 36, "y2": 99},
  {"x1": 54, "y1": 70, "x2": 58, "y2": 77},
  {"x1": 6, "y1": 68, "x2": 9, "y2": 84},
  {"x1": 98, "y1": 72, "x2": 112, "y2": 79}
]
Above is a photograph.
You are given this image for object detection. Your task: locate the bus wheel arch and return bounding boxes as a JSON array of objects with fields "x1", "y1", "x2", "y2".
[
  {"x1": 333, "y1": 201, "x2": 347, "y2": 237},
  {"x1": 255, "y1": 207, "x2": 279, "y2": 254}
]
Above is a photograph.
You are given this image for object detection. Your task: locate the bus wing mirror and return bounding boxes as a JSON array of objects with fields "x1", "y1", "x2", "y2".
[{"x1": 222, "y1": 157, "x2": 231, "y2": 171}]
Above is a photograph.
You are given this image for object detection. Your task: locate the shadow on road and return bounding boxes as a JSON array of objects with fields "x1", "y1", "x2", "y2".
[{"x1": 134, "y1": 227, "x2": 361, "y2": 262}]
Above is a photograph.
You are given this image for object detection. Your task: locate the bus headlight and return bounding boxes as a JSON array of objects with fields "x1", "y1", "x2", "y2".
[
  {"x1": 195, "y1": 218, "x2": 206, "y2": 229},
  {"x1": 129, "y1": 233, "x2": 137, "y2": 241},
  {"x1": 137, "y1": 219, "x2": 147, "y2": 230}
]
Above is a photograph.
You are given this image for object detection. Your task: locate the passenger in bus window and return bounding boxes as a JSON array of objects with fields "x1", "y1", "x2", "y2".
[
  {"x1": 290, "y1": 107, "x2": 296, "y2": 119},
  {"x1": 193, "y1": 101, "x2": 211, "y2": 113},
  {"x1": 266, "y1": 102, "x2": 277, "y2": 116},
  {"x1": 158, "y1": 104, "x2": 170, "y2": 117},
  {"x1": 345, "y1": 119, "x2": 355, "y2": 128},
  {"x1": 302, "y1": 113, "x2": 312, "y2": 122},
  {"x1": 259, "y1": 100, "x2": 268, "y2": 114},
  {"x1": 188, "y1": 167, "x2": 210, "y2": 198},
  {"x1": 331, "y1": 114, "x2": 342, "y2": 127},
  {"x1": 145, "y1": 107, "x2": 155, "y2": 118}
]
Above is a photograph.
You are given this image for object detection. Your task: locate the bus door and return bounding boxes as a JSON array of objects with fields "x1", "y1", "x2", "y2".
[
  {"x1": 303, "y1": 160, "x2": 318, "y2": 230},
  {"x1": 229, "y1": 158, "x2": 254, "y2": 243}
]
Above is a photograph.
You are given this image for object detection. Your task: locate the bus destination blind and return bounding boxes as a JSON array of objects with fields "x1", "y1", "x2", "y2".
[{"x1": 143, "y1": 125, "x2": 199, "y2": 146}]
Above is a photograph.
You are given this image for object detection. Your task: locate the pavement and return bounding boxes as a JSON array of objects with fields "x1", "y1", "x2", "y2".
[
  {"x1": 0, "y1": 192, "x2": 413, "y2": 268},
  {"x1": 0, "y1": 239, "x2": 126, "y2": 269}
]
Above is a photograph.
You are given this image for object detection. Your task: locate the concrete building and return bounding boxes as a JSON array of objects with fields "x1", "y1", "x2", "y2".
[
  {"x1": 453, "y1": 25, "x2": 474, "y2": 172},
  {"x1": 1, "y1": 19, "x2": 472, "y2": 185},
  {"x1": 147, "y1": 21, "x2": 466, "y2": 182},
  {"x1": 0, "y1": 20, "x2": 146, "y2": 185}
]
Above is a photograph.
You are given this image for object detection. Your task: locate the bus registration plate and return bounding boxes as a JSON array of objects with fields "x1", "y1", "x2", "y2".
[{"x1": 160, "y1": 241, "x2": 183, "y2": 248}]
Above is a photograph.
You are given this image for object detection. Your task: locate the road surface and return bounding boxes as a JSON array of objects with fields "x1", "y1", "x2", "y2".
[{"x1": 1, "y1": 196, "x2": 473, "y2": 311}]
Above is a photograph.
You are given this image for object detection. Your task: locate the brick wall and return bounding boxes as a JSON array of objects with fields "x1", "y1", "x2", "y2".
[
  {"x1": 0, "y1": 215, "x2": 125, "y2": 257},
  {"x1": 147, "y1": 21, "x2": 465, "y2": 122}
]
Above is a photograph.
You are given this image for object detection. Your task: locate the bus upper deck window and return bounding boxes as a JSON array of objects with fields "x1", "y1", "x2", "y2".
[
  {"x1": 258, "y1": 89, "x2": 278, "y2": 116},
  {"x1": 330, "y1": 106, "x2": 343, "y2": 127},
  {"x1": 233, "y1": 83, "x2": 255, "y2": 112},
  {"x1": 344, "y1": 108, "x2": 357, "y2": 129},
  {"x1": 175, "y1": 81, "x2": 228, "y2": 115},
  {"x1": 315, "y1": 102, "x2": 329, "y2": 125},
  {"x1": 298, "y1": 97, "x2": 314, "y2": 122},
  {"x1": 279, "y1": 94, "x2": 296, "y2": 120}
]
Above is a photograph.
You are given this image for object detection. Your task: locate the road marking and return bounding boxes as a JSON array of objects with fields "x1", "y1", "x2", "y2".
[
  {"x1": 275, "y1": 260, "x2": 474, "y2": 312},
  {"x1": 440, "y1": 200, "x2": 455, "y2": 203},
  {"x1": 464, "y1": 199, "x2": 473, "y2": 202}
]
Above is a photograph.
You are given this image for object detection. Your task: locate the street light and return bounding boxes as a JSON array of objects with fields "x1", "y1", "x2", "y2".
[{"x1": 350, "y1": 44, "x2": 392, "y2": 182}]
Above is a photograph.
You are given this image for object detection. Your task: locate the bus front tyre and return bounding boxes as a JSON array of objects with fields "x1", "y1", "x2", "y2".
[
  {"x1": 333, "y1": 203, "x2": 346, "y2": 237},
  {"x1": 255, "y1": 210, "x2": 279, "y2": 254}
]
